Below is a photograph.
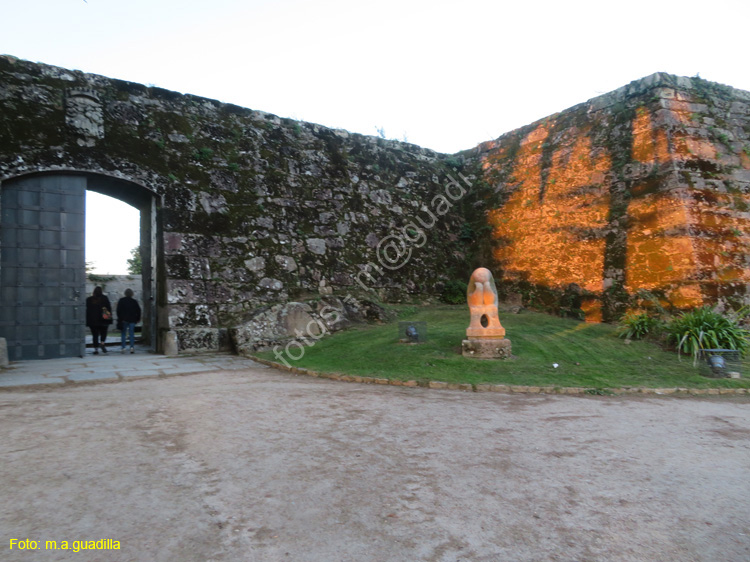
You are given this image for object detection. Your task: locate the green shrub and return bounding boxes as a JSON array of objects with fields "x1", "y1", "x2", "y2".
[
  {"x1": 193, "y1": 147, "x2": 214, "y2": 162},
  {"x1": 665, "y1": 306, "x2": 750, "y2": 360},
  {"x1": 441, "y1": 280, "x2": 468, "y2": 305},
  {"x1": 617, "y1": 311, "x2": 662, "y2": 340},
  {"x1": 444, "y1": 156, "x2": 463, "y2": 169}
]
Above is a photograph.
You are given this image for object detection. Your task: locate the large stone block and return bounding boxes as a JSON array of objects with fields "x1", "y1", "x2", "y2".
[
  {"x1": 174, "y1": 328, "x2": 220, "y2": 353},
  {"x1": 0, "y1": 338, "x2": 9, "y2": 368},
  {"x1": 163, "y1": 331, "x2": 179, "y2": 356}
]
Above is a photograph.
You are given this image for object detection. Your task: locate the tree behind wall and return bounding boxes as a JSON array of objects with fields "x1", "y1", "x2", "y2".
[{"x1": 127, "y1": 247, "x2": 142, "y2": 275}]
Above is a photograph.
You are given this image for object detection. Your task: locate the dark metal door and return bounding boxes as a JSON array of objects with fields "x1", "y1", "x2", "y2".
[{"x1": 0, "y1": 175, "x2": 86, "y2": 360}]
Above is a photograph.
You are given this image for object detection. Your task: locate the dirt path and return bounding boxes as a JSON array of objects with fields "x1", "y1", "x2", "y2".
[{"x1": 1, "y1": 367, "x2": 749, "y2": 561}]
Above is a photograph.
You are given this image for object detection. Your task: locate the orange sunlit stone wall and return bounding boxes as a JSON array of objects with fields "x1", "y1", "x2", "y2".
[
  {"x1": 667, "y1": 96, "x2": 750, "y2": 306},
  {"x1": 624, "y1": 190, "x2": 700, "y2": 307},
  {"x1": 487, "y1": 122, "x2": 611, "y2": 294},
  {"x1": 478, "y1": 76, "x2": 750, "y2": 319},
  {"x1": 688, "y1": 197, "x2": 750, "y2": 303},
  {"x1": 632, "y1": 108, "x2": 670, "y2": 164},
  {"x1": 624, "y1": 98, "x2": 750, "y2": 310},
  {"x1": 625, "y1": 105, "x2": 703, "y2": 308}
]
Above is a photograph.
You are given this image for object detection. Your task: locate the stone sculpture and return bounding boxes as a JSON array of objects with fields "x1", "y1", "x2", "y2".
[
  {"x1": 466, "y1": 267, "x2": 505, "y2": 337},
  {"x1": 462, "y1": 268, "x2": 512, "y2": 359}
]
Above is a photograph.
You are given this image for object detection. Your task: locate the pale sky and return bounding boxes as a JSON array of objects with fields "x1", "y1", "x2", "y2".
[
  {"x1": 84, "y1": 191, "x2": 140, "y2": 274},
  {"x1": 4, "y1": 0, "x2": 749, "y2": 273}
]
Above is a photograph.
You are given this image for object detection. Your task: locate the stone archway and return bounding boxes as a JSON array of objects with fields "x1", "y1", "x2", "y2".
[{"x1": 0, "y1": 171, "x2": 161, "y2": 361}]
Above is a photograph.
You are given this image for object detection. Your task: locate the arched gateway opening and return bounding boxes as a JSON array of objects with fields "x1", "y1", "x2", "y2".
[{"x1": 0, "y1": 172, "x2": 159, "y2": 361}]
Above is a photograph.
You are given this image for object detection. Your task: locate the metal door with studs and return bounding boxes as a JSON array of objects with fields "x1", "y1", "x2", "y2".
[{"x1": 0, "y1": 175, "x2": 86, "y2": 360}]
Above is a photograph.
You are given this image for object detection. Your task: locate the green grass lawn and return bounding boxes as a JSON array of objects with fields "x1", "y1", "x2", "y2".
[{"x1": 257, "y1": 305, "x2": 750, "y2": 390}]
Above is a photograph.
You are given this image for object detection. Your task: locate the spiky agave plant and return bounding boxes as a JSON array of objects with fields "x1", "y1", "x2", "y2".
[{"x1": 665, "y1": 306, "x2": 750, "y2": 362}]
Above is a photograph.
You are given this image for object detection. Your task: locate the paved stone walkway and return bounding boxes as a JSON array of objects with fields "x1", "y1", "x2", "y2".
[{"x1": 0, "y1": 347, "x2": 264, "y2": 389}]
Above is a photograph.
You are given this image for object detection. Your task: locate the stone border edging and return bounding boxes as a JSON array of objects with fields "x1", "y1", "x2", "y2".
[{"x1": 248, "y1": 355, "x2": 750, "y2": 396}]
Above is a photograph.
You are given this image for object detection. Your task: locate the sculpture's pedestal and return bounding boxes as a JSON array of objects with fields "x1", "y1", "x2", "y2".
[{"x1": 462, "y1": 337, "x2": 512, "y2": 359}]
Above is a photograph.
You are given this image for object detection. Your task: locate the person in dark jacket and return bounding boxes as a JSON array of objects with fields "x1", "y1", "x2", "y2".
[
  {"x1": 85, "y1": 286, "x2": 113, "y2": 355},
  {"x1": 116, "y1": 288, "x2": 142, "y2": 354}
]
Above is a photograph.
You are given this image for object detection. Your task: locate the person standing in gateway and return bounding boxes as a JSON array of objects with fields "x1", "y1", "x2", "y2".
[
  {"x1": 85, "y1": 286, "x2": 113, "y2": 355},
  {"x1": 116, "y1": 288, "x2": 142, "y2": 354}
]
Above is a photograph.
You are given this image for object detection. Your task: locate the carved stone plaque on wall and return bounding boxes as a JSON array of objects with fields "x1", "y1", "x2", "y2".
[{"x1": 65, "y1": 88, "x2": 104, "y2": 146}]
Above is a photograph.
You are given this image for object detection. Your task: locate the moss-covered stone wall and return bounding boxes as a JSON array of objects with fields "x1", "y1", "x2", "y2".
[{"x1": 0, "y1": 56, "x2": 473, "y2": 351}]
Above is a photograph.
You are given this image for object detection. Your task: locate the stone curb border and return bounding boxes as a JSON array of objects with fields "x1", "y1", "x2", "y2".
[
  {"x1": 0, "y1": 368, "x2": 225, "y2": 392},
  {"x1": 249, "y1": 355, "x2": 750, "y2": 396}
]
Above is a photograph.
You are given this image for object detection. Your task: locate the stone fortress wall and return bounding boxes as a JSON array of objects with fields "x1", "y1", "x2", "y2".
[
  {"x1": 466, "y1": 73, "x2": 750, "y2": 321},
  {"x1": 2, "y1": 56, "x2": 750, "y2": 350},
  {"x1": 0, "y1": 56, "x2": 471, "y2": 352}
]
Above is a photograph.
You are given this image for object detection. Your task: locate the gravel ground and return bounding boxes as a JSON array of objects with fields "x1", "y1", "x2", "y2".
[{"x1": 1, "y1": 367, "x2": 749, "y2": 562}]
